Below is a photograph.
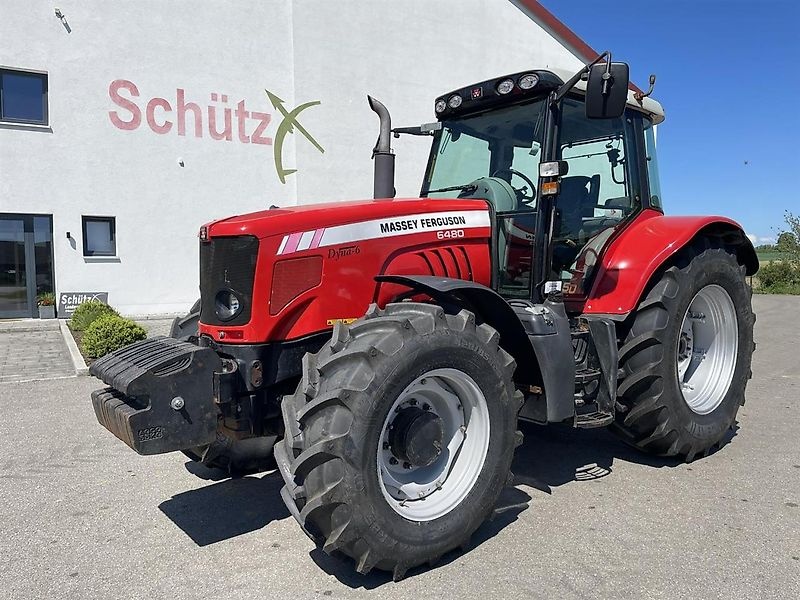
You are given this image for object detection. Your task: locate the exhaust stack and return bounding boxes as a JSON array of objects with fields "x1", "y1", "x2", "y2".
[{"x1": 367, "y1": 95, "x2": 395, "y2": 199}]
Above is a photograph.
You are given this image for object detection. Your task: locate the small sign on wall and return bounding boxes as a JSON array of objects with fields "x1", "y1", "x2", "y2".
[{"x1": 58, "y1": 292, "x2": 109, "y2": 317}]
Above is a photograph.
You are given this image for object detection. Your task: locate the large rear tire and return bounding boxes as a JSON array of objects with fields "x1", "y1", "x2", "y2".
[
  {"x1": 612, "y1": 248, "x2": 755, "y2": 461},
  {"x1": 278, "y1": 303, "x2": 522, "y2": 579}
]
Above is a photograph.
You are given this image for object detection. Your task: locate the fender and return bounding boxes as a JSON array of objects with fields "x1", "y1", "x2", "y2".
[
  {"x1": 376, "y1": 275, "x2": 535, "y2": 371},
  {"x1": 376, "y1": 274, "x2": 576, "y2": 423},
  {"x1": 584, "y1": 209, "x2": 759, "y2": 316}
]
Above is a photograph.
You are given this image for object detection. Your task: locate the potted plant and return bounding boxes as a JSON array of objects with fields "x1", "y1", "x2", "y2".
[{"x1": 37, "y1": 292, "x2": 56, "y2": 319}]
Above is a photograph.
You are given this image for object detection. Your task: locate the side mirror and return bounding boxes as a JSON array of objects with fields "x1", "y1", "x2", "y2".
[{"x1": 585, "y1": 62, "x2": 629, "y2": 119}]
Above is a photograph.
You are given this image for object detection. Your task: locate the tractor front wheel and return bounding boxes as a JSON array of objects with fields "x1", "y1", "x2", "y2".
[
  {"x1": 278, "y1": 303, "x2": 522, "y2": 579},
  {"x1": 612, "y1": 248, "x2": 755, "y2": 461}
]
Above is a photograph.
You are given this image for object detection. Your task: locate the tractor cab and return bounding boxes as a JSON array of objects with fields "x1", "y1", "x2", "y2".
[{"x1": 418, "y1": 62, "x2": 665, "y2": 306}]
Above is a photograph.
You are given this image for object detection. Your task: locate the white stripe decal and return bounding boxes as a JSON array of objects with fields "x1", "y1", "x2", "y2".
[
  {"x1": 277, "y1": 235, "x2": 288, "y2": 255},
  {"x1": 296, "y1": 230, "x2": 315, "y2": 251},
  {"x1": 318, "y1": 210, "x2": 490, "y2": 248}
]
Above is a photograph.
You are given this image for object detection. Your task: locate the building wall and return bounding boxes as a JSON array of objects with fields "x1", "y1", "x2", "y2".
[{"x1": 0, "y1": 0, "x2": 584, "y2": 315}]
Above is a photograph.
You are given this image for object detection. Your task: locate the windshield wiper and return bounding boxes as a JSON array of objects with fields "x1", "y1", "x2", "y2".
[{"x1": 425, "y1": 183, "x2": 478, "y2": 195}]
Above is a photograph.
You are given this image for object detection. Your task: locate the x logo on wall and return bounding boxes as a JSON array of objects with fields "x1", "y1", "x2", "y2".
[{"x1": 265, "y1": 89, "x2": 325, "y2": 184}]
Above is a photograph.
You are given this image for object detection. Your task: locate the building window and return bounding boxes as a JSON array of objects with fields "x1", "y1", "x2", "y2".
[
  {"x1": 82, "y1": 216, "x2": 116, "y2": 257},
  {"x1": 0, "y1": 68, "x2": 48, "y2": 125}
]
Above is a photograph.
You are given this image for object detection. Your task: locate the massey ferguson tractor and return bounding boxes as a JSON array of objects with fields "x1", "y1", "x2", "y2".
[{"x1": 90, "y1": 53, "x2": 757, "y2": 579}]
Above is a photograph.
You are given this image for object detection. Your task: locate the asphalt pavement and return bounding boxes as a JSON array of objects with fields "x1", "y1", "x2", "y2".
[{"x1": 1, "y1": 294, "x2": 798, "y2": 600}]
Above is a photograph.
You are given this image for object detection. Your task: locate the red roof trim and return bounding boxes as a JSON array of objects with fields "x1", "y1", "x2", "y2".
[{"x1": 512, "y1": 0, "x2": 643, "y2": 93}]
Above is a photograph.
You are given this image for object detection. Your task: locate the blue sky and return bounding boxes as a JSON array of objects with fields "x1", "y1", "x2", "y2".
[{"x1": 541, "y1": 0, "x2": 799, "y2": 244}]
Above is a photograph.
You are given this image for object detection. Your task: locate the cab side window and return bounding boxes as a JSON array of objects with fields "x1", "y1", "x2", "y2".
[{"x1": 553, "y1": 99, "x2": 642, "y2": 279}]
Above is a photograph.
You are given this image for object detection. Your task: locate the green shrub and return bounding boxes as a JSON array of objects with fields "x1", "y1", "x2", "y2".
[
  {"x1": 757, "y1": 260, "x2": 800, "y2": 287},
  {"x1": 81, "y1": 314, "x2": 147, "y2": 358},
  {"x1": 70, "y1": 301, "x2": 119, "y2": 331},
  {"x1": 757, "y1": 260, "x2": 800, "y2": 294}
]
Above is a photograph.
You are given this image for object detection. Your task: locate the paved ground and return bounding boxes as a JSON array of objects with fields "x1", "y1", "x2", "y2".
[
  {"x1": 1, "y1": 294, "x2": 798, "y2": 600},
  {"x1": 0, "y1": 320, "x2": 75, "y2": 384},
  {"x1": 133, "y1": 318, "x2": 174, "y2": 338}
]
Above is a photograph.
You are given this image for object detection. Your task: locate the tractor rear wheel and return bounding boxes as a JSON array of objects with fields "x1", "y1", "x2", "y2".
[
  {"x1": 612, "y1": 248, "x2": 755, "y2": 461},
  {"x1": 278, "y1": 303, "x2": 522, "y2": 579}
]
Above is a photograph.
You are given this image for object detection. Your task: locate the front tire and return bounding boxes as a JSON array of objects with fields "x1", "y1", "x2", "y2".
[
  {"x1": 278, "y1": 303, "x2": 522, "y2": 579},
  {"x1": 612, "y1": 249, "x2": 755, "y2": 461}
]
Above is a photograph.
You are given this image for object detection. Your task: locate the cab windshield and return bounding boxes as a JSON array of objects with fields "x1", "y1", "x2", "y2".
[
  {"x1": 420, "y1": 95, "x2": 645, "y2": 300},
  {"x1": 421, "y1": 99, "x2": 547, "y2": 206}
]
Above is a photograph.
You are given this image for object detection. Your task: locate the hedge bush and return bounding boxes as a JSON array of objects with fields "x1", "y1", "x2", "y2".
[
  {"x1": 70, "y1": 301, "x2": 119, "y2": 331},
  {"x1": 757, "y1": 260, "x2": 800, "y2": 294},
  {"x1": 80, "y1": 314, "x2": 147, "y2": 358}
]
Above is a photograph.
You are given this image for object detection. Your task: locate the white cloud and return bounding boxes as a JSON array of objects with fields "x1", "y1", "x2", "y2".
[{"x1": 746, "y1": 233, "x2": 776, "y2": 246}]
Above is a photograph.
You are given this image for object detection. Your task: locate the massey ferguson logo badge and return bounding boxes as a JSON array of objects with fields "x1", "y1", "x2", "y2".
[
  {"x1": 107, "y1": 80, "x2": 323, "y2": 184},
  {"x1": 379, "y1": 215, "x2": 468, "y2": 234}
]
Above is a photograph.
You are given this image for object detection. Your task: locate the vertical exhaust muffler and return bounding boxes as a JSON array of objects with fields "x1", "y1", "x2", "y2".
[{"x1": 367, "y1": 95, "x2": 395, "y2": 199}]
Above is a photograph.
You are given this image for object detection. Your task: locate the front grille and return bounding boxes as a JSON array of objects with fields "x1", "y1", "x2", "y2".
[{"x1": 199, "y1": 236, "x2": 259, "y2": 326}]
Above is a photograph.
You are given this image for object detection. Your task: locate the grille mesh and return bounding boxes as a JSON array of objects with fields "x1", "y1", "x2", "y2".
[{"x1": 199, "y1": 236, "x2": 259, "y2": 326}]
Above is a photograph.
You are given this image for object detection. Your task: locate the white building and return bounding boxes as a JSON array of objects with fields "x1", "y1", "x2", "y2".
[{"x1": 0, "y1": 0, "x2": 600, "y2": 318}]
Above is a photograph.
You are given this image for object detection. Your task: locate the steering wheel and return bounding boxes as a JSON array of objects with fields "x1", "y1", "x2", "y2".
[{"x1": 491, "y1": 168, "x2": 536, "y2": 205}]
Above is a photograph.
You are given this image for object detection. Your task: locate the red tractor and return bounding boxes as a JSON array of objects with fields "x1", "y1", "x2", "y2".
[{"x1": 91, "y1": 54, "x2": 757, "y2": 579}]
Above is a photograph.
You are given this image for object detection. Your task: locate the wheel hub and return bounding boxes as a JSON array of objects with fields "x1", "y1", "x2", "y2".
[
  {"x1": 676, "y1": 284, "x2": 738, "y2": 415},
  {"x1": 377, "y1": 369, "x2": 490, "y2": 521},
  {"x1": 388, "y1": 407, "x2": 444, "y2": 468}
]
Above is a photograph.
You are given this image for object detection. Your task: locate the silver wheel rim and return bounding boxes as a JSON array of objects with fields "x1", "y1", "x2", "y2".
[
  {"x1": 676, "y1": 284, "x2": 738, "y2": 415},
  {"x1": 377, "y1": 368, "x2": 490, "y2": 522}
]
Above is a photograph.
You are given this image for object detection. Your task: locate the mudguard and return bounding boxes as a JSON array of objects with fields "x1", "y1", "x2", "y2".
[
  {"x1": 584, "y1": 209, "x2": 758, "y2": 316},
  {"x1": 376, "y1": 275, "x2": 575, "y2": 423}
]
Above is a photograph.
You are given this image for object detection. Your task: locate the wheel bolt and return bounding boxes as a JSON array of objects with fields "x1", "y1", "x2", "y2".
[
  {"x1": 409, "y1": 399, "x2": 417, "y2": 405},
  {"x1": 383, "y1": 442, "x2": 389, "y2": 450},
  {"x1": 389, "y1": 457, "x2": 398, "y2": 465},
  {"x1": 422, "y1": 403, "x2": 430, "y2": 411},
  {"x1": 403, "y1": 462, "x2": 411, "y2": 470}
]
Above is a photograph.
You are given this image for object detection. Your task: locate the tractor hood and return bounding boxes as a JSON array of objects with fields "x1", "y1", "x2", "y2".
[{"x1": 204, "y1": 197, "x2": 490, "y2": 239}]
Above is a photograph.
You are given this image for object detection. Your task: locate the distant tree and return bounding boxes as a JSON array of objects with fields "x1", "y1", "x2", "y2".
[
  {"x1": 777, "y1": 232, "x2": 797, "y2": 251},
  {"x1": 777, "y1": 212, "x2": 800, "y2": 263}
]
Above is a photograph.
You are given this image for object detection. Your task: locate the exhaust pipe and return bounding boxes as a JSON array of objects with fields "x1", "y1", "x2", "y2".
[{"x1": 367, "y1": 95, "x2": 395, "y2": 199}]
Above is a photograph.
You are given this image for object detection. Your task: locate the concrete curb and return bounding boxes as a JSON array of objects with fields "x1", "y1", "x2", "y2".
[{"x1": 59, "y1": 319, "x2": 89, "y2": 376}]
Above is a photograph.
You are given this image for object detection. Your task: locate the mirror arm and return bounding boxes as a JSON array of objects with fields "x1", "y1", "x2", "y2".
[
  {"x1": 552, "y1": 50, "x2": 611, "y2": 105},
  {"x1": 633, "y1": 74, "x2": 657, "y2": 103}
]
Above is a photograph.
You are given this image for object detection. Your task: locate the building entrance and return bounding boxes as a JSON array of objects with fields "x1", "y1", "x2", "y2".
[{"x1": 0, "y1": 214, "x2": 55, "y2": 318}]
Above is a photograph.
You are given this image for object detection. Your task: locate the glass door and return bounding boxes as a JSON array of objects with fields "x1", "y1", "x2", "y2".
[
  {"x1": 0, "y1": 217, "x2": 31, "y2": 318},
  {"x1": 0, "y1": 214, "x2": 54, "y2": 318}
]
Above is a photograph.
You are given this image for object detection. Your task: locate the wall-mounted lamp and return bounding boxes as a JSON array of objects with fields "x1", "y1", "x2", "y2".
[{"x1": 54, "y1": 7, "x2": 71, "y2": 33}]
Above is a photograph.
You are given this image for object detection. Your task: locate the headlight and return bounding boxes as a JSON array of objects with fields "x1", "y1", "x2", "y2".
[
  {"x1": 215, "y1": 290, "x2": 241, "y2": 321},
  {"x1": 518, "y1": 73, "x2": 540, "y2": 90},
  {"x1": 496, "y1": 78, "x2": 514, "y2": 95},
  {"x1": 448, "y1": 94, "x2": 462, "y2": 109},
  {"x1": 435, "y1": 99, "x2": 447, "y2": 113}
]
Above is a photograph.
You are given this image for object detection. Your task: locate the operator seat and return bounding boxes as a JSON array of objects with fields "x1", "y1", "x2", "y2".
[{"x1": 552, "y1": 175, "x2": 600, "y2": 272}]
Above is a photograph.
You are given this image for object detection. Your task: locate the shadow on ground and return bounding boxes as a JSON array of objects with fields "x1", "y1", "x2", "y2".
[
  {"x1": 159, "y1": 422, "x2": 736, "y2": 586},
  {"x1": 159, "y1": 468, "x2": 287, "y2": 546},
  {"x1": 312, "y1": 422, "x2": 739, "y2": 589}
]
